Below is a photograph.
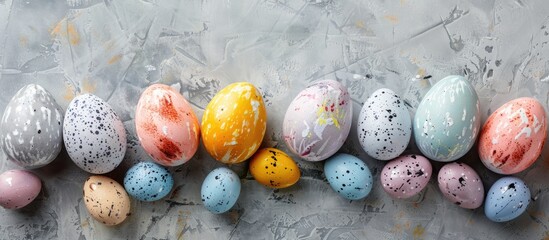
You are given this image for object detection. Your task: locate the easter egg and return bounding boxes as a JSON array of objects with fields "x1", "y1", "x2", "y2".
[
  {"x1": 0, "y1": 84, "x2": 63, "y2": 168},
  {"x1": 135, "y1": 84, "x2": 200, "y2": 166},
  {"x1": 249, "y1": 148, "x2": 300, "y2": 189},
  {"x1": 63, "y1": 94, "x2": 127, "y2": 174},
  {"x1": 324, "y1": 153, "x2": 372, "y2": 200},
  {"x1": 201, "y1": 82, "x2": 266, "y2": 164},
  {"x1": 485, "y1": 177, "x2": 530, "y2": 222},
  {"x1": 357, "y1": 88, "x2": 411, "y2": 160},
  {"x1": 380, "y1": 154, "x2": 431, "y2": 199},
  {"x1": 283, "y1": 80, "x2": 352, "y2": 162},
  {"x1": 438, "y1": 162, "x2": 484, "y2": 209},
  {"x1": 124, "y1": 162, "x2": 174, "y2": 202},
  {"x1": 478, "y1": 98, "x2": 547, "y2": 174},
  {"x1": 413, "y1": 75, "x2": 481, "y2": 162},
  {"x1": 201, "y1": 167, "x2": 241, "y2": 214},
  {"x1": 83, "y1": 176, "x2": 131, "y2": 226},
  {"x1": 0, "y1": 170, "x2": 41, "y2": 209}
]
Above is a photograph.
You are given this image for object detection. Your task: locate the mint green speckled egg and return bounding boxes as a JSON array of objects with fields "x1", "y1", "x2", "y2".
[{"x1": 413, "y1": 75, "x2": 481, "y2": 162}]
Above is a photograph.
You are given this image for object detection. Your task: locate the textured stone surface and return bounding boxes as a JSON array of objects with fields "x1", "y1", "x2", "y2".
[{"x1": 1, "y1": 0, "x2": 549, "y2": 239}]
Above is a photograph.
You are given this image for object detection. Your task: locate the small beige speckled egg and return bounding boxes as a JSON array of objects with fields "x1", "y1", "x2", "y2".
[{"x1": 83, "y1": 176, "x2": 131, "y2": 226}]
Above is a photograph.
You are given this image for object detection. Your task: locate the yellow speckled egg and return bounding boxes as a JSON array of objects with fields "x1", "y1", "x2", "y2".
[
  {"x1": 249, "y1": 148, "x2": 301, "y2": 188},
  {"x1": 201, "y1": 82, "x2": 267, "y2": 164},
  {"x1": 83, "y1": 176, "x2": 131, "y2": 226}
]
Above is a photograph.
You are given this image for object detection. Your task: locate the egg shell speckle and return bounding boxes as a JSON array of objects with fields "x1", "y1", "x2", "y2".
[
  {"x1": 201, "y1": 167, "x2": 241, "y2": 214},
  {"x1": 283, "y1": 80, "x2": 352, "y2": 162},
  {"x1": 83, "y1": 175, "x2": 131, "y2": 226},
  {"x1": 484, "y1": 176, "x2": 530, "y2": 222},
  {"x1": 478, "y1": 97, "x2": 547, "y2": 174},
  {"x1": 380, "y1": 154, "x2": 431, "y2": 199},
  {"x1": 413, "y1": 75, "x2": 481, "y2": 162},
  {"x1": 358, "y1": 88, "x2": 411, "y2": 160},
  {"x1": 124, "y1": 162, "x2": 174, "y2": 202},
  {"x1": 249, "y1": 148, "x2": 301, "y2": 189},
  {"x1": 135, "y1": 84, "x2": 200, "y2": 166},
  {"x1": 0, "y1": 170, "x2": 41, "y2": 209},
  {"x1": 437, "y1": 162, "x2": 484, "y2": 209},
  {"x1": 324, "y1": 153, "x2": 372, "y2": 200},
  {"x1": 63, "y1": 94, "x2": 127, "y2": 174},
  {"x1": 201, "y1": 82, "x2": 267, "y2": 164},
  {"x1": 0, "y1": 84, "x2": 64, "y2": 169}
]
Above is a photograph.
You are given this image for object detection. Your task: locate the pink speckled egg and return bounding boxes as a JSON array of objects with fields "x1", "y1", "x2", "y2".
[
  {"x1": 438, "y1": 162, "x2": 484, "y2": 209},
  {"x1": 380, "y1": 154, "x2": 432, "y2": 199},
  {"x1": 283, "y1": 80, "x2": 352, "y2": 162},
  {"x1": 136, "y1": 84, "x2": 200, "y2": 166},
  {"x1": 478, "y1": 97, "x2": 547, "y2": 174},
  {"x1": 0, "y1": 170, "x2": 41, "y2": 209}
]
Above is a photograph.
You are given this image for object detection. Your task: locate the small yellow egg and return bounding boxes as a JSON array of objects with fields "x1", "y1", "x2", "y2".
[
  {"x1": 201, "y1": 82, "x2": 267, "y2": 164},
  {"x1": 249, "y1": 148, "x2": 301, "y2": 188}
]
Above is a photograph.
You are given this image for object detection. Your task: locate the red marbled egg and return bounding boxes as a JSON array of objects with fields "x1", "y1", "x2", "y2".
[
  {"x1": 478, "y1": 97, "x2": 547, "y2": 174},
  {"x1": 135, "y1": 84, "x2": 200, "y2": 166}
]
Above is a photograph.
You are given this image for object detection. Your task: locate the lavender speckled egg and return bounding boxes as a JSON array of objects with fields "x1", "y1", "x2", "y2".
[
  {"x1": 0, "y1": 84, "x2": 63, "y2": 168},
  {"x1": 485, "y1": 177, "x2": 530, "y2": 222},
  {"x1": 324, "y1": 153, "x2": 372, "y2": 200},
  {"x1": 413, "y1": 75, "x2": 481, "y2": 162},
  {"x1": 201, "y1": 167, "x2": 241, "y2": 214},
  {"x1": 63, "y1": 94, "x2": 127, "y2": 174},
  {"x1": 438, "y1": 162, "x2": 484, "y2": 209},
  {"x1": 283, "y1": 80, "x2": 352, "y2": 162},
  {"x1": 380, "y1": 154, "x2": 431, "y2": 199},
  {"x1": 0, "y1": 170, "x2": 41, "y2": 209},
  {"x1": 358, "y1": 88, "x2": 411, "y2": 160},
  {"x1": 124, "y1": 162, "x2": 174, "y2": 202}
]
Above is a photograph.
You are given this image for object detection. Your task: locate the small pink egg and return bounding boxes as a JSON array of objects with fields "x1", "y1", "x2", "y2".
[
  {"x1": 380, "y1": 154, "x2": 432, "y2": 199},
  {"x1": 438, "y1": 162, "x2": 484, "y2": 209},
  {"x1": 478, "y1": 97, "x2": 547, "y2": 174},
  {"x1": 135, "y1": 84, "x2": 200, "y2": 166},
  {"x1": 0, "y1": 170, "x2": 41, "y2": 209}
]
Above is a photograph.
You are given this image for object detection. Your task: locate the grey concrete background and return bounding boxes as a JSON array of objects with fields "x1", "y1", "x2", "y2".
[{"x1": 1, "y1": 0, "x2": 549, "y2": 239}]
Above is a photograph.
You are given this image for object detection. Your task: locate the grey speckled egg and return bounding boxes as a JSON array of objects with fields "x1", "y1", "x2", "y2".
[
  {"x1": 0, "y1": 84, "x2": 63, "y2": 169},
  {"x1": 63, "y1": 94, "x2": 127, "y2": 174},
  {"x1": 357, "y1": 88, "x2": 411, "y2": 160}
]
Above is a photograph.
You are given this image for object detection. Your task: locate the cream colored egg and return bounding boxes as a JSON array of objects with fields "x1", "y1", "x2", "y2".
[{"x1": 83, "y1": 176, "x2": 131, "y2": 226}]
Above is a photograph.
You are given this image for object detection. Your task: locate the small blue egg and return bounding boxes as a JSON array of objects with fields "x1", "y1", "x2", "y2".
[
  {"x1": 201, "y1": 167, "x2": 241, "y2": 214},
  {"x1": 485, "y1": 177, "x2": 530, "y2": 222},
  {"x1": 124, "y1": 162, "x2": 174, "y2": 202},
  {"x1": 324, "y1": 153, "x2": 373, "y2": 200}
]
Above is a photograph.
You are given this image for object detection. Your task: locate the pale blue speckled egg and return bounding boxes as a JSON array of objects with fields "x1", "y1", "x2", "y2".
[
  {"x1": 124, "y1": 162, "x2": 174, "y2": 202},
  {"x1": 324, "y1": 153, "x2": 373, "y2": 200},
  {"x1": 413, "y1": 75, "x2": 480, "y2": 162},
  {"x1": 201, "y1": 167, "x2": 241, "y2": 214},
  {"x1": 485, "y1": 177, "x2": 530, "y2": 222}
]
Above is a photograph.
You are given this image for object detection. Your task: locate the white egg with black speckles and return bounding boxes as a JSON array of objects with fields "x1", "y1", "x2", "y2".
[
  {"x1": 0, "y1": 84, "x2": 63, "y2": 168},
  {"x1": 358, "y1": 88, "x2": 411, "y2": 160},
  {"x1": 124, "y1": 162, "x2": 174, "y2": 202},
  {"x1": 485, "y1": 176, "x2": 530, "y2": 222},
  {"x1": 63, "y1": 94, "x2": 127, "y2": 174}
]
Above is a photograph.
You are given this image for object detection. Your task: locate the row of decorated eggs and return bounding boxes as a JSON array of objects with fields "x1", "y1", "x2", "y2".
[
  {"x1": 284, "y1": 76, "x2": 543, "y2": 222},
  {"x1": 0, "y1": 76, "x2": 545, "y2": 224}
]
